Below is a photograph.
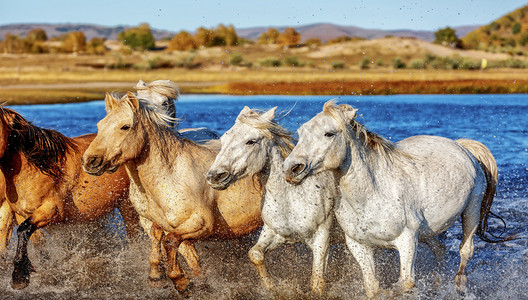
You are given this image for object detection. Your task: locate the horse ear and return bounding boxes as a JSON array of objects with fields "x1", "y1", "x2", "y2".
[
  {"x1": 261, "y1": 107, "x2": 276, "y2": 121},
  {"x1": 104, "y1": 93, "x2": 118, "y2": 111},
  {"x1": 135, "y1": 79, "x2": 147, "y2": 89},
  {"x1": 126, "y1": 92, "x2": 140, "y2": 110},
  {"x1": 344, "y1": 108, "x2": 358, "y2": 122},
  {"x1": 236, "y1": 106, "x2": 252, "y2": 120}
]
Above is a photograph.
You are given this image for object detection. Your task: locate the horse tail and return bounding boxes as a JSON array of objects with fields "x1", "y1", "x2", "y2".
[{"x1": 456, "y1": 138, "x2": 515, "y2": 243}]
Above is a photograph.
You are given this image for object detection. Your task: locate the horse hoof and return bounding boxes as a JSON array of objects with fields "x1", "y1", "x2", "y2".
[
  {"x1": 11, "y1": 276, "x2": 30, "y2": 290},
  {"x1": 148, "y1": 276, "x2": 164, "y2": 288},
  {"x1": 173, "y1": 276, "x2": 191, "y2": 292}
]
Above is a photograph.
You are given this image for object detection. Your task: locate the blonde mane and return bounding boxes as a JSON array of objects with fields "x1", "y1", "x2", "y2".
[
  {"x1": 135, "y1": 80, "x2": 180, "y2": 101},
  {"x1": 322, "y1": 100, "x2": 405, "y2": 160},
  {"x1": 237, "y1": 109, "x2": 296, "y2": 159}
]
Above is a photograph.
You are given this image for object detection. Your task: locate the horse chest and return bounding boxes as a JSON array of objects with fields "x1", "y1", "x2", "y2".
[{"x1": 262, "y1": 190, "x2": 325, "y2": 240}]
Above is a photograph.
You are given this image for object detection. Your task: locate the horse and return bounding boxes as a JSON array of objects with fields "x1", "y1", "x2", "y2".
[
  {"x1": 206, "y1": 106, "x2": 340, "y2": 295},
  {"x1": 81, "y1": 92, "x2": 263, "y2": 291},
  {"x1": 283, "y1": 100, "x2": 500, "y2": 298},
  {"x1": 0, "y1": 105, "x2": 140, "y2": 290},
  {"x1": 135, "y1": 79, "x2": 220, "y2": 145}
]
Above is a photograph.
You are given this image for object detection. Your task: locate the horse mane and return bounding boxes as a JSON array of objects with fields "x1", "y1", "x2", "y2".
[
  {"x1": 135, "y1": 80, "x2": 180, "y2": 101},
  {"x1": 0, "y1": 106, "x2": 77, "y2": 179},
  {"x1": 237, "y1": 109, "x2": 296, "y2": 159},
  {"x1": 322, "y1": 100, "x2": 406, "y2": 160}
]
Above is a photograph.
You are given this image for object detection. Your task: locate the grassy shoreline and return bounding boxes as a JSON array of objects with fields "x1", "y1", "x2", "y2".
[{"x1": 1, "y1": 68, "x2": 528, "y2": 105}]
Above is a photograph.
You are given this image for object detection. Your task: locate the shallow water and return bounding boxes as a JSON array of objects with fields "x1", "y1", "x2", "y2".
[{"x1": 3, "y1": 94, "x2": 527, "y2": 299}]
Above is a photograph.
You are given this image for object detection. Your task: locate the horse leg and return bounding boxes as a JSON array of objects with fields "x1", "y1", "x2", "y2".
[
  {"x1": 308, "y1": 219, "x2": 331, "y2": 295},
  {"x1": 148, "y1": 222, "x2": 165, "y2": 287},
  {"x1": 12, "y1": 200, "x2": 60, "y2": 289},
  {"x1": 163, "y1": 232, "x2": 190, "y2": 291},
  {"x1": 178, "y1": 240, "x2": 201, "y2": 277},
  {"x1": 393, "y1": 229, "x2": 418, "y2": 293},
  {"x1": 118, "y1": 198, "x2": 141, "y2": 239},
  {"x1": 248, "y1": 223, "x2": 284, "y2": 291},
  {"x1": 345, "y1": 235, "x2": 379, "y2": 299},
  {"x1": 422, "y1": 236, "x2": 446, "y2": 287},
  {"x1": 455, "y1": 199, "x2": 479, "y2": 293},
  {"x1": 15, "y1": 213, "x2": 45, "y2": 248},
  {"x1": 0, "y1": 200, "x2": 14, "y2": 257}
]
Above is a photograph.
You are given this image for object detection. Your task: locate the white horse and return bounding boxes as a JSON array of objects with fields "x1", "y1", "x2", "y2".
[
  {"x1": 135, "y1": 79, "x2": 220, "y2": 145},
  {"x1": 283, "y1": 100, "x2": 499, "y2": 298},
  {"x1": 206, "y1": 106, "x2": 339, "y2": 294}
]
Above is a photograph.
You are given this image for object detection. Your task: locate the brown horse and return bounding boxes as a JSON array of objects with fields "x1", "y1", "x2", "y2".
[
  {"x1": 82, "y1": 93, "x2": 263, "y2": 291},
  {"x1": 0, "y1": 106, "x2": 140, "y2": 290}
]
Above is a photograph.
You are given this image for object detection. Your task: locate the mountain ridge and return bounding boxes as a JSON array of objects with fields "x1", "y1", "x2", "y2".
[{"x1": 0, "y1": 22, "x2": 479, "y2": 43}]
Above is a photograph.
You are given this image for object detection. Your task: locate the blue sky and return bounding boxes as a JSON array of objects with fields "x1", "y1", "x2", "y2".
[{"x1": 1, "y1": 0, "x2": 527, "y2": 31}]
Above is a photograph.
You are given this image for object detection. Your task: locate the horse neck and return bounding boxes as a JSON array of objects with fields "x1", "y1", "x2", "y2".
[
  {"x1": 342, "y1": 136, "x2": 388, "y2": 193},
  {"x1": 126, "y1": 124, "x2": 183, "y2": 187},
  {"x1": 263, "y1": 143, "x2": 288, "y2": 190}
]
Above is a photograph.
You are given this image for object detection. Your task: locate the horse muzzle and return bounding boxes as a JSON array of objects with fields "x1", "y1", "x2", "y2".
[
  {"x1": 206, "y1": 169, "x2": 233, "y2": 190},
  {"x1": 283, "y1": 161, "x2": 308, "y2": 185},
  {"x1": 81, "y1": 155, "x2": 113, "y2": 176}
]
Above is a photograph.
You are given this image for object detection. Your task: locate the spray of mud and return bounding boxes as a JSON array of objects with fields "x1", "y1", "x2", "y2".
[{"x1": 1, "y1": 204, "x2": 527, "y2": 300}]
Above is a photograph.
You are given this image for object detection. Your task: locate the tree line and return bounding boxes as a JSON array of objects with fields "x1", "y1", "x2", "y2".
[{"x1": 1, "y1": 22, "x2": 469, "y2": 55}]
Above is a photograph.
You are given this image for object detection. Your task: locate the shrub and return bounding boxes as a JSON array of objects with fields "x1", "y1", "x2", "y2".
[
  {"x1": 409, "y1": 59, "x2": 425, "y2": 69},
  {"x1": 284, "y1": 56, "x2": 303, "y2": 67},
  {"x1": 229, "y1": 53, "x2": 244, "y2": 66},
  {"x1": 359, "y1": 57, "x2": 370, "y2": 69},
  {"x1": 259, "y1": 57, "x2": 282, "y2": 67},
  {"x1": 376, "y1": 59, "x2": 384, "y2": 67},
  {"x1": 512, "y1": 22, "x2": 522, "y2": 35},
  {"x1": 392, "y1": 58, "x2": 406, "y2": 69},
  {"x1": 331, "y1": 61, "x2": 345, "y2": 69}
]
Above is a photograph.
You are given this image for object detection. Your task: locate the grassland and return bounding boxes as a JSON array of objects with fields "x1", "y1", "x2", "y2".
[{"x1": 1, "y1": 37, "x2": 528, "y2": 104}]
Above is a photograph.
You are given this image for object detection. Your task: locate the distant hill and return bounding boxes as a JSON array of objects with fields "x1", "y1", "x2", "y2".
[
  {"x1": 0, "y1": 22, "x2": 478, "y2": 43},
  {"x1": 0, "y1": 23, "x2": 175, "y2": 40},
  {"x1": 462, "y1": 5, "x2": 528, "y2": 50}
]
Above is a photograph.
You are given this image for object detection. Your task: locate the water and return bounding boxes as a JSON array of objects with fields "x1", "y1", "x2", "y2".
[{"x1": 2, "y1": 94, "x2": 527, "y2": 299}]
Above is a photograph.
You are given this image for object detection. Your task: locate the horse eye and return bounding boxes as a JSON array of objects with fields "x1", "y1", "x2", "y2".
[
  {"x1": 246, "y1": 139, "x2": 257, "y2": 145},
  {"x1": 324, "y1": 132, "x2": 336, "y2": 138},
  {"x1": 121, "y1": 125, "x2": 131, "y2": 130}
]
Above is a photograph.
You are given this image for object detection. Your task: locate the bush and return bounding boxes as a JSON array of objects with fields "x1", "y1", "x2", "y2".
[
  {"x1": 284, "y1": 56, "x2": 303, "y2": 67},
  {"x1": 331, "y1": 61, "x2": 345, "y2": 69},
  {"x1": 376, "y1": 59, "x2": 384, "y2": 67},
  {"x1": 359, "y1": 57, "x2": 370, "y2": 69},
  {"x1": 118, "y1": 23, "x2": 156, "y2": 51},
  {"x1": 259, "y1": 57, "x2": 282, "y2": 67},
  {"x1": 229, "y1": 53, "x2": 244, "y2": 66},
  {"x1": 392, "y1": 58, "x2": 406, "y2": 69},
  {"x1": 409, "y1": 59, "x2": 425, "y2": 69}
]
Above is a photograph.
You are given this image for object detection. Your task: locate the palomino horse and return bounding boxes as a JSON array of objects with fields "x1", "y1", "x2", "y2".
[
  {"x1": 0, "y1": 106, "x2": 140, "y2": 290},
  {"x1": 82, "y1": 93, "x2": 263, "y2": 291},
  {"x1": 283, "y1": 101, "x2": 499, "y2": 298},
  {"x1": 206, "y1": 107, "x2": 339, "y2": 294},
  {"x1": 135, "y1": 79, "x2": 220, "y2": 145}
]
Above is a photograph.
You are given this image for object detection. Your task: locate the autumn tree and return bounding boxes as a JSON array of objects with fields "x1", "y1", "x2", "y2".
[
  {"x1": 257, "y1": 28, "x2": 280, "y2": 45},
  {"x1": 86, "y1": 37, "x2": 107, "y2": 55},
  {"x1": 434, "y1": 27, "x2": 462, "y2": 48},
  {"x1": 118, "y1": 23, "x2": 156, "y2": 51},
  {"x1": 26, "y1": 28, "x2": 47, "y2": 42},
  {"x1": 278, "y1": 27, "x2": 301, "y2": 46},
  {"x1": 168, "y1": 31, "x2": 196, "y2": 51},
  {"x1": 62, "y1": 31, "x2": 86, "y2": 54},
  {"x1": 194, "y1": 27, "x2": 215, "y2": 47}
]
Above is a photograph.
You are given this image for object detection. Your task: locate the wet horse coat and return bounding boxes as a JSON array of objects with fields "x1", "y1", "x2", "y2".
[
  {"x1": 207, "y1": 106, "x2": 340, "y2": 294},
  {"x1": 0, "y1": 106, "x2": 140, "y2": 289},
  {"x1": 284, "y1": 101, "x2": 499, "y2": 298},
  {"x1": 82, "y1": 93, "x2": 263, "y2": 291}
]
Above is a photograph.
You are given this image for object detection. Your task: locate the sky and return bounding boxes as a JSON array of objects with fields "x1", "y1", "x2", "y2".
[{"x1": 1, "y1": 0, "x2": 527, "y2": 32}]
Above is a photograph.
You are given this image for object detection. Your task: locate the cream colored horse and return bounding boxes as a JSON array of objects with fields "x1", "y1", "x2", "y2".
[
  {"x1": 206, "y1": 106, "x2": 339, "y2": 295},
  {"x1": 82, "y1": 92, "x2": 263, "y2": 291},
  {"x1": 284, "y1": 100, "x2": 499, "y2": 298},
  {"x1": 135, "y1": 79, "x2": 220, "y2": 145}
]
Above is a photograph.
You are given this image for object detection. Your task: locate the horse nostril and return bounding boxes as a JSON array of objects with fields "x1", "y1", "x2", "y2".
[
  {"x1": 87, "y1": 156, "x2": 103, "y2": 169},
  {"x1": 290, "y1": 163, "x2": 305, "y2": 176},
  {"x1": 215, "y1": 172, "x2": 229, "y2": 182}
]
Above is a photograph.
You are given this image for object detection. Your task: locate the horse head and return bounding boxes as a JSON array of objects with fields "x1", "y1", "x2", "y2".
[
  {"x1": 82, "y1": 92, "x2": 148, "y2": 176},
  {"x1": 207, "y1": 106, "x2": 278, "y2": 190},
  {"x1": 284, "y1": 100, "x2": 357, "y2": 184}
]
